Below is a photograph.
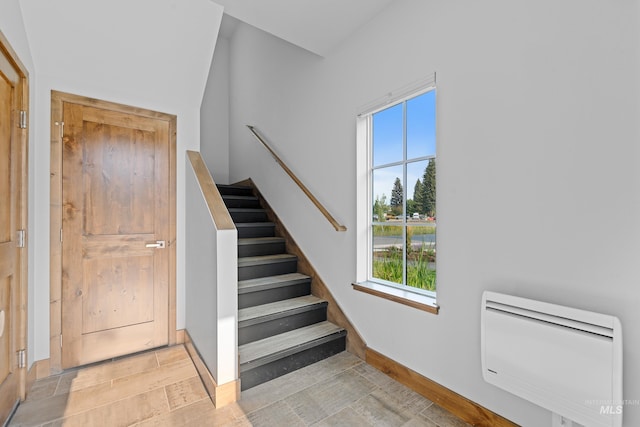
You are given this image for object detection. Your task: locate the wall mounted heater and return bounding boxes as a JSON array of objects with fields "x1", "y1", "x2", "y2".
[{"x1": 481, "y1": 291, "x2": 623, "y2": 427}]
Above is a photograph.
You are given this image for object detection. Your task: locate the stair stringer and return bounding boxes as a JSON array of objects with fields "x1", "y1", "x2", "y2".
[{"x1": 234, "y1": 178, "x2": 367, "y2": 360}]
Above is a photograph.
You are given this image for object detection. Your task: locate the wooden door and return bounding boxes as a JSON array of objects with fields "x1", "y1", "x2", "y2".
[
  {"x1": 0, "y1": 34, "x2": 28, "y2": 423},
  {"x1": 61, "y1": 99, "x2": 173, "y2": 369}
]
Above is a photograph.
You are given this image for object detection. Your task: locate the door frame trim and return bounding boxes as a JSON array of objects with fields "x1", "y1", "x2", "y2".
[
  {"x1": 0, "y1": 29, "x2": 29, "y2": 407},
  {"x1": 49, "y1": 91, "x2": 177, "y2": 374}
]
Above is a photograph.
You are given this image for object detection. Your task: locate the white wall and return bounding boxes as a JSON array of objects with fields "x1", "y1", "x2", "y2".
[
  {"x1": 18, "y1": 0, "x2": 223, "y2": 361},
  {"x1": 222, "y1": 0, "x2": 640, "y2": 425},
  {"x1": 201, "y1": 33, "x2": 230, "y2": 184},
  {"x1": 0, "y1": 0, "x2": 36, "y2": 366}
]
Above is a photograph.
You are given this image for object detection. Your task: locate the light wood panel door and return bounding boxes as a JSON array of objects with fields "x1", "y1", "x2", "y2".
[
  {"x1": 61, "y1": 101, "x2": 172, "y2": 369},
  {"x1": 0, "y1": 34, "x2": 28, "y2": 424}
]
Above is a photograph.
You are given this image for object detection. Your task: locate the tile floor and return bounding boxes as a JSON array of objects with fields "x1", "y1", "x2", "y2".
[{"x1": 9, "y1": 346, "x2": 471, "y2": 426}]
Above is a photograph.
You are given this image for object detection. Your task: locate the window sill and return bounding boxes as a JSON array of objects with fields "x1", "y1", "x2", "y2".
[{"x1": 352, "y1": 281, "x2": 439, "y2": 315}]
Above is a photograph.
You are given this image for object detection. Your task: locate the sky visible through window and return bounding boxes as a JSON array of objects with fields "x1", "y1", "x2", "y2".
[{"x1": 372, "y1": 90, "x2": 436, "y2": 212}]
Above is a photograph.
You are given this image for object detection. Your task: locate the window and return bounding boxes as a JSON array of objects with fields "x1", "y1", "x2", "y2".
[{"x1": 355, "y1": 83, "x2": 437, "y2": 309}]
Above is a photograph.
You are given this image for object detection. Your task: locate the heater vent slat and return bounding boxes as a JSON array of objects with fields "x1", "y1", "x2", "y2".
[{"x1": 485, "y1": 300, "x2": 614, "y2": 339}]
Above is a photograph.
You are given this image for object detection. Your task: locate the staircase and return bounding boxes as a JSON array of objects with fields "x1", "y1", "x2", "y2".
[{"x1": 217, "y1": 184, "x2": 347, "y2": 391}]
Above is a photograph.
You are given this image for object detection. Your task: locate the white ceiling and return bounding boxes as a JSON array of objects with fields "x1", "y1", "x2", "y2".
[{"x1": 212, "y1": 0, "x2": 397, "y2": 56}]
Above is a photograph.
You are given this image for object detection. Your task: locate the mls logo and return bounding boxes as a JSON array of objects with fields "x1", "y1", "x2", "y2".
[{"x1": 599, "y1": 405, "x2": 623, "y2": 415}]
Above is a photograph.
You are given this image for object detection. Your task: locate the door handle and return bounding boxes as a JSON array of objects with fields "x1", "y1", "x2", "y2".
[{"x1": 146, "y1": 240, "x2": 166, "y2": 249}]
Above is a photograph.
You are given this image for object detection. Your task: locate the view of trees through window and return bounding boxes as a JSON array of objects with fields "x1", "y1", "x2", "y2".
[{"x1": 371, "y1": 89, "x2": 436, "y2": 293}]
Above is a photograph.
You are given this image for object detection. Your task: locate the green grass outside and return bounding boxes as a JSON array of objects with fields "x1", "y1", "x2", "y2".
[
  {"x1": 372, "y1": 246, "x2": 436, "y2": 292},
  {"x1": 373, "y1": 225, "x2": 436, "y2": 237}
]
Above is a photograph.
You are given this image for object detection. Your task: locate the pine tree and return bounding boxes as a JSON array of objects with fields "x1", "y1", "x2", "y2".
[
  {"x1": 422, "y1": 159, "x2": 436, "y2": 217},
  {"x1": 390, "y1": 177, "x2": 403, "y2": 212},
  {"x1": 412, "y1": 179, "x2": 424, "y2": 214}
]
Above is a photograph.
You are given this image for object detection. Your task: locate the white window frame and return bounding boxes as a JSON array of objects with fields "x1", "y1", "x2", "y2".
[{"x1": 355, "y1": 76, "x2": 438, "y2": 311}]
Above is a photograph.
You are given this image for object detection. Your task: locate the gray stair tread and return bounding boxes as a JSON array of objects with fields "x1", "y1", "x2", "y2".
[
  {"x1": 239, "y1": 321, "x2": 345, "y2": 366},
  {"x1": 238, "y1": 237, "x2": 285, "y2": 246},
  {"x1": 235, "y1": 222, "x2": 275, "y2": 228},
  {"x1": 238, "y1": 273, "x2": 311, "y2": 293},
  {"x1": 238, "y1": 254, "x2": 297, "y2": 267},
  {"x1": 239, "y1": 295, "x2": 326, "y2": 323}
]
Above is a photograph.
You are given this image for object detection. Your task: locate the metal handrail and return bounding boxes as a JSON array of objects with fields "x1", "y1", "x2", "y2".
[{"x1": 246, "y1": 125, "x2": 347, "y2": 232}]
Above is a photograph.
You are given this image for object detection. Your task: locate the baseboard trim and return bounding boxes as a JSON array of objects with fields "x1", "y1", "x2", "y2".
[
  {"x1": 365, "y1": 348, "x2": 517, "y2": 427},
  {"x1": 23, "y1": 358, "x2": 51, "y2": 402},
  {"x1": 184, "y1": 330, "x2": 240, "y2": 408},
  {"x1": 26, "y1": 358, "x2": 51, "y2": 382},
  {"x1": 25, "y1": 360, "x2": 38, "y2": 398},
  {"x1": 175, "y1": 329, "x2": 185, "y2": 345}
]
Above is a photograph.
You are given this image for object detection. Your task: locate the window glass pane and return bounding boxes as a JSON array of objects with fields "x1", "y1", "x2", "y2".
[
  {"x1": 372, "y1": 165, "x2": 403, "y2": 222},
  {"x1": 367, "y1": 85, "x2": 436, "y2": 294},
  {"x1": 373, "y1": 103, "x2": 403, "y2": 166},
  {"x1": 406, "y1": 224, "x2": 436, "y2": 291},
  {"x1": 407, "y1": 90, "x2": 436, "y2": 160},
  {"x1": 372, "y1": 225, "x2": 403, "y2": 285},
  {"x1": 406, "y1": 160, "x2": 430, "y2": 220}
]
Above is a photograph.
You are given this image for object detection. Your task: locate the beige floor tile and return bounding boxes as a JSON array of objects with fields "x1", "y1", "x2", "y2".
[
  {"x1": 351, "y1": 385, "x2": 433, "y2": 427},
  {"x1": 371, "y1": 380, "x2": 433, "y2": 416},
  {"x1": 42, "y1": 387, "x2": 169, "y2": 427},
  {"x1": 155, "y1": 344, "x2": 190, "y2": 366},
  {"x1": 421, "y1": 404, "x2": 472, "y2": 427},
  {"x1": 58, "y1": 351, "x2": 160, "y2": 394},
  {"x1": 10, "y1": 348, "x2": 473, "y2": 427},
  {"x1": 314, "y1": 406, "x2": 374, "y2": 427},
  {"x1": 352, "y1": 361, "x2": 399, "y2": 389},
  {"x1": 164, "y1": 375, "x2": 209, "y2": 411},
  {"x1": 132, "y1": 398, "x2": 217, "y2": 427},
  {"x1": 239, "y1": 351, "x2": 363, "y2": 414},
  {"x1": 285, "y1": 369, "x2": 377, "y2": 424},
  {"x1": 246, "y1": 400, "x2": 306, "y2": 427},
  {"x1": 24, "y1": 376, "x2": 59, "y2": 402},
  {"x1": 350, "y1": 391, "x2": 413, "y2": 426},
  {"x1": 10, "y1": 393, "x2": 72, "y2": 426},
  {"x1": 402, "y1": 413, "x2": 439, "y2": 427}
]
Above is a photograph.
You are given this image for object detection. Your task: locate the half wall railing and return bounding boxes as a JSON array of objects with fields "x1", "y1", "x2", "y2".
[{"x1": 185, "y1": 150, "x2": 238, "y2": 406}]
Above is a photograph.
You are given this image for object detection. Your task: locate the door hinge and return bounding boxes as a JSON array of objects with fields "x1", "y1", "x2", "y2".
[
  {"x1": 19, "y1": 111, "x2": 27, "y2": 129},
  {"x1": 60, "y1": 335, "x2": 63, "y2": 348},
  {"x1": 17, "y1": 349, "x2": 26, "y2": 369},
  {"x1": 16, "y1": 229, "x2": 26, "y2": 248},
  {"x1": 60, "y1": 228, "x2": 63, "y2": 243}
]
